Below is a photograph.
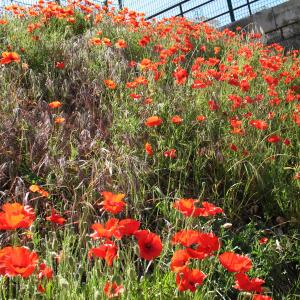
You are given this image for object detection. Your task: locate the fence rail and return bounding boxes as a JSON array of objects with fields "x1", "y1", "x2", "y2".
[{"x1": 1, "y1": 0, "x2": 288, "y2": 27}]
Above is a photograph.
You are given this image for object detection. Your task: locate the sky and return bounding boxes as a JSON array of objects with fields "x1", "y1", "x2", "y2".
[{"x1": 1, "y1": 0, "x2": 288, "y2": 27}]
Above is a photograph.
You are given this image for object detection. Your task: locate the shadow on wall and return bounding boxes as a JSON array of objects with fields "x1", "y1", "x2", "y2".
[{"x1": 221, "y1": 0, "x2": 300, "y2": 49}]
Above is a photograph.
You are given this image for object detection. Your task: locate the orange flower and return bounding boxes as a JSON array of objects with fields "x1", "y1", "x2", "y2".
[
  {"x1": 48, "y1": 101, "x2": 62, "y2": 109},
  {"x1": 219, "y1": 252, "x2": 252, "y2": 273},
  {"x1": 29, "y1": 184, "x2": 49, "y2": 197},
  {"x1": 171, "y1": 115, "x2": 183, "y2": 124},
  {"x1": 134, "y1": 230, "x2": 162, "y2": 260},
  {"x1": 103, "y1": 281, "x2": 124, "y2": 298},
  {"x1": 0, "y1": 52, "x2": 20, "y2": 64},
  {"x1": 196, "y1": 115, "x2": 206, "y2": 122},
  {"x1": 89, "y1": 37, "x2": 102, "y2": 45},
  {"x1": 145, "y1": 116, "x2": 163, "y2": 127},
  {"x1": 145, "y1": 143, "x2": 153, "y2": 156},
  {"x1": 100, "y1": 191, "x2": 126, "y2": 214},
  {"x1": 0, "y1": 246, "x2": 39, "y2": 278},
  {"x1": 170, "y1": 250, "x2": 190, "y2": 273},
  {"x1": 88, "y1": 240, "x2": 117, "y2": 266},
  {"x1": 46, "y1": 209, "x2": 66, "y2": 225},
  {"x1": 115, "y1": 39, "x2": 127, "y2": 49},
  {"x1": 102, "y1": 37, "x2": 112, "y2": 46},
  {"x1": 0, "y1": 202, "x2": 35, "y2": 230},
  {"x1": 249, "y1": 119, "x2": 268, "y2": 130},
  {"x1": 103, "y1": 79, "x2": 116, "y2": 89},
  {"x1": 54, "y1": 117, "x2": 65, "y2": 124}
]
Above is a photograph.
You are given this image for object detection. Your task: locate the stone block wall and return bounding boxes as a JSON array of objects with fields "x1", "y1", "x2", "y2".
[{"x1": 224, "y1": 0, "x2": 300, "y2": 49}]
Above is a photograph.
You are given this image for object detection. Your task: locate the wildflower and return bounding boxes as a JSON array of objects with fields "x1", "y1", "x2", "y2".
[
  {"x1": 55, "y1": 61, "x2": 65, "y2": 69},
  {"x1": 0, "y1": 52, "x2": 20, "y2": 64},
  {"x1": 229, "y1": 143, "x2": 238, "y2": 152},
  {"x1": 103, "y1": 79, "x2": 116, "y2": 89},
  {"x1": 267, "y1": 135, "x2": 281, "y2": 143},
  {"x1": 171, "y1": 115, "x2": 183, "y2": 124},
  {"x1": 176, "y1": 268, "x2": 206, "y2": 292},
  {"x1": 249, "y1": 120, "x2": 268, "y2": 130},
  {"x1": 196, "y1": 115, "x2": 206, "y2": 122},
  {"x1": 253, "y1": 295, "x2": 273, "y2": 300},
  {"x1": 145, "y1": 116, "x2": 163, "y2": 127},
  {"x1": 115, "y1": 39, "x2": 127, "y2": 49},
  {"x1": 88, "y1": 240, "x2": 117, "y2": 266},
  {"x1": 0, "y1": 246, "x2": 39, "y2": 278},
  {"x1": 89, "y1": 37, "x2": 102, "y2": 45},
  {"x1": 103, "y1": 281, "x2": 124, "y2": 298},
  {"x1": 219, "y1": 252, "x2": 252, "y2": 273},
  {"x1": 46, "y1": 209, "x2": 66, "y2": 225},
  {"x1": 54, "y1": 117, "x2": 65, "y2": 124},
  {"x1": 134, "y1": 230, "x2": 162, "y2": 260},
  {"x1": 208, "y1": 100, "x2": 219, "y2": 111},
  {"x1": 186, "y1": 232, "x2": 220, "y2": 259},
  {"x1": 48, "y1": 101, "x2": 62, "y2": 109},
  {"x1": 164, "y1": 149, "x2": 176, "y2": 159},
  {"x1": 0, "y1": 203, "x2": 35, "y2": 230},
  {"x1": 173, "y1": 68, "x2": 188, "y2": 85},
  {"x1": 145, "y1": 143, "x2": 153, "y2": 156},
  {"x1": 234, "y1": 273, "x2": 265, "y2": 293},
  {"x1": 170, "y1": 250, "x2": 190, "y2": 273},
  {"x1": 29, "y1": 185, "x2": 49, "y2": 197},
  {"x1": 38, "y1": 263, "x2": 53, "y2": 280},
  {"x1": 259, "y1": 237, "x2": 269, "y2": 245},
  {"x1": 100, "y1": 191, "x2": 126, "y2": 214}
]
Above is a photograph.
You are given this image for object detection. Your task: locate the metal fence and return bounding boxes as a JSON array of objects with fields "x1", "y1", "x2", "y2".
[{"x1": 1, "y1": 0, "x2": 288, "y2": 27}]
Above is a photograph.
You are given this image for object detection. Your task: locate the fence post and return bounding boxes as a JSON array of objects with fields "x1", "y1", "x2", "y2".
[
  {"x1": 246, "y1": 0, "x2": 252, "y2": 15},
  {"x1": 118, "y1": 0, "x2": 123, "y2": 9},
  {"x1": 226, "y1": 0, "x2": 235, "y2": 22},
  {"x1": 179, "y1": 4, "x2": 184, "y2": 17}
]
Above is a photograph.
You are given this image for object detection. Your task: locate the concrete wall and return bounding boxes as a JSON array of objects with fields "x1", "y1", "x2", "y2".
[{"x1": 224, "y1": 0, "x2": 300, "y2": 49}]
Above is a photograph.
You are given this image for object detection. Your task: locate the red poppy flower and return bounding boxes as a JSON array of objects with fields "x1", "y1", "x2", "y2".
[
  {"x1": 115, "y1": 39, "x2": 127, "y2": 49},
  {"x1": 54, "y1": 117, "x2": 65, "y2": 124},
  {"x1": 46, "y1": 209, "x2": 66, "y2": 225},
  {"x1": 38, "y1": 263, "x2": 53, "y2": 280},
  {"x1": 249, "y1": 120, "x2": 268, "y2": 130},
  {"x1": 103, "y1": 281, "x2": 124, "y2": 298},
  {"x1": 196, "y1": 115, "x2": 206, "y2": 122},
  {"x1": 176, "y1": 268, "x2": 206, "y2": 292},
  {"x1": 88, "y1": 240, "x2": 117, "y2": 266},
  {"x1": 48, "y1": 101, "x2": 62, "y2": 109},
  {"x1": 173, "y1": 68, "x2": 188, "y2": 85},
  {"x1": 100, "y1": 191, "x2": 126, "y2": 214},
  {"x1": 118, "y1": 219, "x2": 140, "y2": 237},
  {"x1": 0, "y1": 246, "x2": 39, "y2": 278},
  {"x1": 208, "y1": 100, "x2": 219, "y2": 111},
  {"x1": 171, "y1": 230, "x2": 203, "y2": 247},
  {"x1": 267, "y1": 135, "x2": 281, "y2": 143},
  {"x1": 170, "y1": 250, "x2": 190, "y2": 273},
  {"x1": 0, "y1": 202, "x2": 35, "y2": 230},
  {"x1": 103, "y1": 80, "x2": 116, "y2": 89},
  {"x1": 233, "y1": 272, "x2": 265, "y2": 293},
  {"x1": 55, "y1": 61, "x2": 65, "y2": 69},
  {"x1": 164, "y1": 149, "x2": 176, "y2": 159},
  {"x1": 253, "y1": 295, "x2": 272, "y2": 300},
  {"x1": 145, "y1": 143, "x2": 153, "y2": 156},
  {"x1": 186, "y1": 232, "x2": 221, "y2": 259},
  {"x1": 0, "y1": 52, "x2": 20, "y2": 64},
  {"x1": 259, "y1": 237, "x2": 269, "y2": 245},
  {"x1": 229, "y1": 143, "x2": 238, "y2": 152},
  {"x1": 171, "y1": 115, "x2": 183, "y2": 124},
  {"x1": 134, "y1": 230, "x2": 162, "y2": 260},
  {"x1": 219, "y1": 252, "x2": 252, "y2": 273},
  {"x1": 145, "y1": 116, "x2": 163, "y2": 127},
  {"x1": 90, "y1": 218, "x2": 119, "y2": 240}
]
